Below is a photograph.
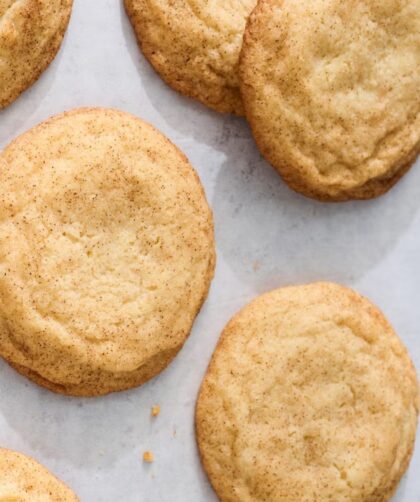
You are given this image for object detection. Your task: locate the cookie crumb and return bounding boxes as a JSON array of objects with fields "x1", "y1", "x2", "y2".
[
  {"x1": 151, "y1": 405, "x2": 160, "y2": 417},
  {"x1": 143, "y1": 451, "x2": 154, "y2": 463}
]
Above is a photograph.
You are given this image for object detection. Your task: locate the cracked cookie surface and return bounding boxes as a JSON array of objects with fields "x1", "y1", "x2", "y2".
[
  {"x1": 196, "y1": 282, "x2": 419, "y2": 501},
  {"x1": 240, "y1": 0, "x2": 420, "y2": 201},
  {"x1": 0, "y1": 448, "x2": 78, "y2": 501},
  {"x1": 124, "y1": 0, "x2": 256, "y2": 114},
  {"x1": 0, "y1": 0, "x2": 73, "y2": 108},
  {"x1": 0, "y1": 108, "x2": 215, "y2": 397}
]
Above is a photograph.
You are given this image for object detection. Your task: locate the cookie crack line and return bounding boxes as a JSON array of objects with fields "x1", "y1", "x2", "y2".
[
  {"x1": 240, "y1": 0, "x2": 420, "y2": 200},
  {"x1": 197, "y1": 283, "x2": 420, "y2": 501},
  {"x1": 184, "y1": 0, "x2": 241, "y2": 36},
  {"x1": 0, "y1": 107, "x2": 215, "y2": 396},
  {"x1": 332, "y1": 462, "x2": 353, "y2": 490},
  {"x1": 279, "y1": 95, "x2": 419, "y2": 178}
]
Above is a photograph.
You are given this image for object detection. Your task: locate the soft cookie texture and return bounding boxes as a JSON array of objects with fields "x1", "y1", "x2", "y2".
[
  {"x1": 124, "y1": 0, "x2": 256, "y2": 115},
  {"x1": 240, "y1": 0, "x2": 420, "y2": 201},
  {"x1": 196, "y1": 283, "x2": 419, "y2": 501},
  {"x1": 0, "y1": 108, "x2": 215, "y2": 397},
  {"x1": 0, "y1": 0, "x2": 73, "y2": 109},
  {"x1": 0, "y1": 448, "x2": 78, "y2": 501}
]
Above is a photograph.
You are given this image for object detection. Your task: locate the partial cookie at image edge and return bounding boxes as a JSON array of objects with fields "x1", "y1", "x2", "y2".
[
  {"x1": 239, "y1": 0, "x2": 420, "y2": 201},
  {"x1": 196, "y1": 282, "x2": 419, "y2": 501},
  {"x1": 0, "y1": 107, "x2": 216, "y2": 397},
  {"x1": 0, "y1": 448, "x2": 79, "y2": 501},
  {"x1": 124, "y1": 0, "x2": 257, "y2": 115},
  {"x1": 0, "y1": 0, "x2": 74, "y2": 109}
]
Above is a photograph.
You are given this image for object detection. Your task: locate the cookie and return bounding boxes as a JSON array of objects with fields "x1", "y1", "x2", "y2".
[
  {"x1": 0, "y1": 0, "x2": 73, "y2": 109},
  {"x1": 196, "y1": 283, "x2": 419, "y2": 501},
  {"x1": 0, "y1": 107, "x2": 215, "y2": 397},
  {"x1": 240, "y1": 0, "x2": 420, "y2": 201},
  {"x1": 124, "y1": 0, "x2": 256, "y2": 115},
  {"x1": 0, "y1": 448, "x2": 78, "y2": 501}
]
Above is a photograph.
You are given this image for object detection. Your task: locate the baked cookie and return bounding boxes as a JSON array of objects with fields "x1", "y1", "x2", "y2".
[
  {"x1": 124, "y1": 0, "x2": 256, "y2": 114},
  {"x1": 0, "y1": 108, "x2": 215, "y2": 397},
  {"x1": 0, "y1": 448, "x2": 78, "y2": 501},
  {"x1": 0, "y1": 0, "x2": 73, "y2": 109},
  {"x1": 196, "y1": 283, "x2": 419, "y2": 501},
  {"x1": 240, "y1": 0, "x2": 420, "y2": 201}
]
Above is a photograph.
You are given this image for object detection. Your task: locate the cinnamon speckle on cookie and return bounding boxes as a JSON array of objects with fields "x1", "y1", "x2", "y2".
[
  {"x1": 0, "y1": 107, "x2": 215, "y2": 397},
  {"x1": 0, "y1": 448, "x2": 78, "y2": 501},
  {"x1": 0, "y1": 0, "x2": 73, "y2": 108},
  {"x1": 124, "y1": 0, "x2": 256, "y2": 114},
  {"x1": 240, "y1": 0, "x2": 420, "y2": 201},
  {"x1": 196, "y1": 282, "x2": 419, "y2": 501}
]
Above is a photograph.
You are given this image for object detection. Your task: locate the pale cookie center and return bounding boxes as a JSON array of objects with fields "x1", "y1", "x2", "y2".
[
  {"x1": 230, "y1": 325, "x2": 412, "y2": 498},
  {"x1": 17, "y1": 204, "x2": 170, "y2": 343}
]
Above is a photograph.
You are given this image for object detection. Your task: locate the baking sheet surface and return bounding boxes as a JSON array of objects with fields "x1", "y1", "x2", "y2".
[{"x1": 0, "y1": 1, "x2": 419, "y2": 500}]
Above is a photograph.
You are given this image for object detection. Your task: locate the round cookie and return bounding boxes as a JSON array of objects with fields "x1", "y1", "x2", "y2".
[
  {"x1": 0, "y1": 448, "x2": 78, "y2": 501},
  {"x1": 240, "y1": 0, "x2": 420, "y2": 201},
  {"x1": 196, "y1": 283, "x2": 419, "y2": 501},
  {"x1": 0, "y1": 107, "x2": 215, "y2": 397},
  {"x1": 124, "y1": 0, "x2": 256, "y2": 115},
  {"x1": 0, "y1": 0, "x2": 73, "y2": 109}
]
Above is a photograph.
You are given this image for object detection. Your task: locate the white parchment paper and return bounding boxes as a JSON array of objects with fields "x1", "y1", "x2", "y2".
[{"x1": 0, "y1": 1, "x2": 419, "y2": 500}]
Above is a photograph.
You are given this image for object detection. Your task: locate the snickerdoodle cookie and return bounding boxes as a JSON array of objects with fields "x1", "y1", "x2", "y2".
[
  {"x1": 196, "y1": 282, "x2": 419, "y2": 501},
  {"x1": 240, "y1": 0, "x2": 420, "y2": 201},
  {"x1": 0, "y1": 448, "x2": 78, "y2": 501},
  {"x1": 0, "y1": 108, "x2": 215, "y2": 396},
  {"x1": 124, "y1": 0, "x2": 256, "y2": 114},
  {"x1": 0, "y1": 0, "x2": 73, "y2": 108}
]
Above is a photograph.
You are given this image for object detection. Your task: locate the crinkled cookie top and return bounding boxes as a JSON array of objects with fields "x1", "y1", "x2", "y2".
[{"x1": 197, "y1": 282, "x2": 419, "y2": 501}]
